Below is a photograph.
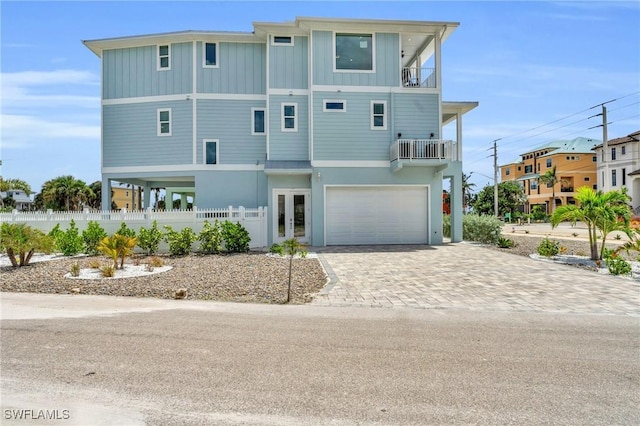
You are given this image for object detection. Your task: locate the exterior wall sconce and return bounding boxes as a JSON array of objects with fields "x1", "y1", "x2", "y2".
[
  {"x1": 316, "y1": 172, "x2": 321, "y2": 181},
  {"x1": 397, "y1": 132, "x2": 402, "y2": 138},
  {"x1": 430, "y1": 132, "x2": 435, "y2": 138}
]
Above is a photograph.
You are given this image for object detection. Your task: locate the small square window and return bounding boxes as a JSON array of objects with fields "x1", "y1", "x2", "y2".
[
  {"x1": 158, "y1": 45, "x2": 170, "y2": 70},
  {"x1": 505, "y1": 168, "x2": 511, "y2": 176},
  {"x1": 204, "y1": 140, "x2": 219, "y2": 165},
  {"x1": 281, "y1": 103, "x2": 297, "y2": 132},
  {"x1": 204, "y1": 42, "x2": 217, "y2": 67},
  {"x1": 158, "y1": 109, "x2": 171, "y2": 136},
  {"x1": 323, "y1": 100, "x2": 346, "y2": 112},
  {"x1": 252, "y1": 108, "x2": 265, "y2": 135},
  {"x1": 371, "y1": 101, "x2": 386, "y2": 130},
  {"x1": 272, "y1": 36, "x2": 293, "y2": 46},
  {"x1": 584, "y1": 177, "x2": 590, "y2": 182}
]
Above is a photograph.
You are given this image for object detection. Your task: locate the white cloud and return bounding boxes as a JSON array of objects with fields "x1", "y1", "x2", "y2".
[
  {"x1": 1, "y1": 69, "x2": 99, "y2": 86},
  {"x1": 1, "y1": 114, "x2": 100, "y2": 149}
]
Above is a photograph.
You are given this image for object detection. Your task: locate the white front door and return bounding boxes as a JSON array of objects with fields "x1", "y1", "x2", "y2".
[{"x1": 273, "y1": 189, "x2": 311, "y2": 244}]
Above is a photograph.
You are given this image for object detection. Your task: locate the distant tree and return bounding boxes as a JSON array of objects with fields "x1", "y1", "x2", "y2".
[
  {"x1": 538, "y1": 166, "x2": 563, "y2": 213},
  {"x1": 41, "y1": 175, "x2": 94, "y2": 211},
  {"x1": 0, "y1": 177, "x2": 32, "y2": 209},
  {"x1": 462, "y1": 173, "x2": 476, "y2": 212},
  {"x1": 87, "y1": 181, "x2": 102, "y2": 209},
  {"x1": 471, "y1": 181, "x2": 526, "y2": 216}
]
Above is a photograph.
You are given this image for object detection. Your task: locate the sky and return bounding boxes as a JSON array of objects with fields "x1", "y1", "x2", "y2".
[{"x1": 1, "y1": 0, "x2": 639, "y2": 194}]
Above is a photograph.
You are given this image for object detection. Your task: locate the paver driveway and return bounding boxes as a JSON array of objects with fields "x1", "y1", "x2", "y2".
[{"x1": 312, "y1": 243, "x2": 640, "y2": 316}]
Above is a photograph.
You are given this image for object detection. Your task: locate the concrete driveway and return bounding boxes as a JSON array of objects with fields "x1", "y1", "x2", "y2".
[{"x1": 312, "y1": 243, "x2": 640, "y2": 316}]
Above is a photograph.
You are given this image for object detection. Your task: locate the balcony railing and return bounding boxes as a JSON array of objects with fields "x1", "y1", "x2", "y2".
[
  {"x1": 390, "y1": 139, "x2": 457, "y2": 162},
  {"x1": 560, "y1": 187, "x2": 574, "y2": 193},
  {"x1": 402, "y1": 67, "x2": 436, "y2": 88}
]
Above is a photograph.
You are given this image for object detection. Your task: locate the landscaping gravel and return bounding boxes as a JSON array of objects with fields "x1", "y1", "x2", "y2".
[{"x1": 0, "y1": 253, "x2": 328, "y2": 304}]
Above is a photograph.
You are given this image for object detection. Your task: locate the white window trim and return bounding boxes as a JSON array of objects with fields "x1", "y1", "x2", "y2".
[
  {"x1": 370, "y1": 100, "x2": 387, "y2": 130},
  {"x1": 251, "y1": 107, "x2": 266, "y2": 135},
  {"x1": 203, "y1": 139, "x2": 220, "y2": 165},
  {"x1": 281, "y1": 102, "x2": 298, "y2": 132},
  {"x1": 157, "y1": 108, "x2": 172, "y2": 136},
  {"x1": 157, "y1": 44, "x2": 171, "y2": 71},
  {"x1": 323, "y1": 99, "x2": 346, "y2": 113},
  {"x1": 333, "y1": 31, "x2": 376, "y2": 74},
  {"x1": 271, "y1": 35, "x2": 294, "y2": 46},
  {"x1": 202, "y1": 42, "x2": 219, "y2": 68}
]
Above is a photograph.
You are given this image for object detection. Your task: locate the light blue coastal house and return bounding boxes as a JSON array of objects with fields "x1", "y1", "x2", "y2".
[{"x1": 83, "y1": 17, "x2": 477, "y2": 246}]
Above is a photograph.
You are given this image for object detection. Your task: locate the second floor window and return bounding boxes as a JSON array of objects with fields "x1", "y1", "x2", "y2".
[
  {"x1": 371, "y1": 101, "x2": 386, "y2": 130},
  {"x1": 252, "y1": 108, "x2": 265, "y2": 135},
  {"x1": 204, "y1": 42, "x2": 217, "y2": 67},
  {"x1": 158, "y1": 45, "x2": 170, "y2": 70},
  {"x1": 204, "y1": 140, "x2": 219, "y2": 165},
  {"x1": 530, "y1": 180, "x2": 538, "y2": 190},
  {"x1": 611, "y1": 147, "x2": 617, "y2": 160},
  {"x1": 622, "y1": 145, "x2": 626, "y2": 155},
  {"x1": 505, "y1": 168, "x2": 510, "y2": 176},
  {"x1": 281, "y1": 103, "x2": 297, "y2": 132},
  {"x1": 524, "y1": 165, "x2": 533, "y2": 173},
  {"x1": 335, "y1": 33, "x2": 373, "y2": 71},
  {"x1": 546, "y1": 159, "x2": 552, "y2": 168},
  {"x1": 612, "y1": 169, "x2": 617, "y2": 186},
  {"x1": 158, "y1": 109, "x2": 171, "y2": 136}
]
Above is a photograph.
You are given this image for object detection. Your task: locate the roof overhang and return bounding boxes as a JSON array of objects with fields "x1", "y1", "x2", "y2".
[
  {"x1": 264, "y1": 160, "x2": 312, "y2": 176},
  {"x1": 442, "y1": 101, "x2": 479, "y2": 126}
]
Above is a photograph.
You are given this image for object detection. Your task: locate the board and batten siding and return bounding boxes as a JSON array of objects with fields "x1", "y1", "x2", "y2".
[
  {"x1": 103, "y1": 43, "x2": 192, "y2": 99},
  {"x1": 313, "y1": 92, "x2": 391, "y2": 161},
  {"x1": 312, "y1": 31, "x2": 400, "y2": 87},
  {"x1": 393, "y1": 93, "x2": 440, "y2": 139},
  {"x1": 197, "y1": 42, "x2": 266, "y2": 94},
  {"x1": 103, "y1": 101, "x2": 192, "y2": 167},
  {"x1": 268, "y1": 95, "x2": 309, "y2": 161},
  {"x1": 269, "y1": 36, "x2": 308, "y2": 89},
  {"x1": 196, "y1": 99, "x2": 267, "y2": 164}
]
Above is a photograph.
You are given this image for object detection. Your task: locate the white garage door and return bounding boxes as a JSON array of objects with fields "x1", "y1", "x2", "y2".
[{"x1": 325, "y1": 186, "x2": 429, "y2": 245}]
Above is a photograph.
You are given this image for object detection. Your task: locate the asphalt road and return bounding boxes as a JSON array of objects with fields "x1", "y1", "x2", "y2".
[{"x1": 1, "y1": 297, "x2": 639, "y2": 425}]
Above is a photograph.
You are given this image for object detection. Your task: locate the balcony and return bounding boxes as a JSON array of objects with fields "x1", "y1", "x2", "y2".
[
  {"x1": 390, "y1": 139, "x2": 456, "y2": 172},
  {"x1": 402, "y1": 67, "x2": 436, "y2": 88}
]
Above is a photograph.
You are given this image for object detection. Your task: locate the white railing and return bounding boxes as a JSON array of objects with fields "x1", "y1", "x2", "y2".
[
  {"x1": 390, "y1": 139, "x2": 456, "y2": 162},
  {"x1": 0, "y1": 206, "x2": 268, "y2": 248},
  {"x1": 402, "y1": 67, "x2": 436, "y2": 88}
]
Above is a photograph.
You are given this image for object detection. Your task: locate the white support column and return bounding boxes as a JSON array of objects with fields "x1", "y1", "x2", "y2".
[
  {"x1": 180, "y1": 194, "x2": 187, "y2": 210},
  {"x1": 143, "y1": 185, "x2": 151, "y2": 210},
  {"x1": 434, "y1": 31, "x2": 442, "y2": 90},
  {"x1": 101, "y1": 177, "x2": 111, "y2": 211},
  {"x1": 456, "y1": 112, "x2": 463, "y2": 161}
]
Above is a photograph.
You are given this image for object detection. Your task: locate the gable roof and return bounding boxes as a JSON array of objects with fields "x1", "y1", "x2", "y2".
[{"x1": 593, "y1": 130, "x2": 640, "y2": 149}]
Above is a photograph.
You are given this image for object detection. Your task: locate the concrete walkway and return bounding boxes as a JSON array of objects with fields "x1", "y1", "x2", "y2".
[{"x1": 312, "y1": 242, "x2": 640, "y2": 316}]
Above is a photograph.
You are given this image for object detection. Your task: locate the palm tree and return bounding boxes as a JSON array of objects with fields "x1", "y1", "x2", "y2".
[
  {"x1": 41, "y1": 175, "x2": 94, "y2": 211},
  {"x1": 538, "y1": 166, "x2": 560, "y2": 213},
  {"x1": 0, "y1": 177, "x2": 32, "y2": 209},
  {"x1": 462, "y1": 173, "x2": 476, "y2": 212},
  {"x1": 551, "y1": 187, "x2": 632, "y2": 260}
]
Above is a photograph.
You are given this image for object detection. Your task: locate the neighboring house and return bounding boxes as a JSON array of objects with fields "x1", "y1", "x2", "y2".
[
  {"x1": 111, "y1": 185, "x2": 143, "y2": 210},
  {"x1": 0, "y1": 189, "x2": 33, "y2": 211},
  {"x1": 83, "y1": 17, "x2": 477, "y2": 246},
  {"x1": 500, "y1": 137, "x2": 599, "y2": 214},
  {"x1": 593, "y1": 130, "x2": 640, "y2": 213}
]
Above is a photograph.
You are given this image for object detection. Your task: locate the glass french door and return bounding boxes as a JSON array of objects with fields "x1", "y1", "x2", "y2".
[{"x1": 273, "y1": 190, "x2": 310, "y2": 244}]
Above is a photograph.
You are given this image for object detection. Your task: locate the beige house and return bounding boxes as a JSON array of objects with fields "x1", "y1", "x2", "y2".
[{"x1": 111, "y1": 185, "x2": 143, "y2": 210}]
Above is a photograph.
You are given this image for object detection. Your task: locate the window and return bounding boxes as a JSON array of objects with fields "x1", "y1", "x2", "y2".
[
  {"x1": 281, "y1": 103, "x2": 297, "y2": 131},
  {"x1": 612, "y1": 169, "x2": 617, "y2": 186},
  {"x1": 517, "y1": 166, "x2": 521, "y2": 171},
  {"x1": 593, "y1": 184, "x2": 598, "y2": 190},
  {"x1": 593, "y1": 156, "x2": 597, "y2": 162},
  {"x1": 622, "y1": 145, "x2": 626, "y2": 155},
  {"x1": 126, "y1": 203, "x2": 129, "y2": 209},
  {"x1": 251, "y1": 108, "x2": 265, "y2": 135},
  {"x1": 611, "y1": 147, "x2": 617, "y2": 160},
  {"x1": 203, "y1": 42, "x2": 217, "y2": 67},
  {"x1": 622, "y1": 168, "x2": 626, "y2": 186},
  {"x1": 158, "y1": 45, "x2": 170, "y2": 70},
  {"x1": 584, "y1": 177, "x2": 590, "y2": 182},
  {"x1": 204, "y1": 139, "x2": 219, "y2": 165},
  {"x1": 370, "y1": 101, "x2": 386, "y2": 130},
  {"x1": 157, "y1": 109, "x2": 171, "y2": 136},
  {"x1": 530, "y1": 180, "x2": 538, "y2": 190},
  {"x1": 126, "y1": 191, "x2": 129, "y2": 197},
  {"x1": 272, "y1": 36, "x2": 293, "y2": 46},
  {"x1": 335, "y1": 33, "x2": 373, "y2": 71},
  {"x1": 546, "y1": 159, "x2": 552, "y2": 168},
  {"x1": 323, "y1": 100, "x2": 346, "y2": 112},
  {"x1": 505, "y1": 168, "x2": 510, "y2": 176},
  {"x1": 546, "y1": 182, "x2": 553, "y2": 188},
  {"x1": 524, "y1": 165, "x2": 533, "y2": 173}
]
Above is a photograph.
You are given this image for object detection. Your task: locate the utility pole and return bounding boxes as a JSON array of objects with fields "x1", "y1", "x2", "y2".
[
  {"x1": 492, "y1": 139, "x2": 499, "y2": 217},
  {"x1": 589, "y1": 100, "x2": 613, "y2": 190}
]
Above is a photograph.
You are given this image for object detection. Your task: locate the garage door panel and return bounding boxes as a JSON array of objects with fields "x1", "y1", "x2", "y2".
[{"x1": 326, "y1": 186, "x2": 428, "y2": 245}]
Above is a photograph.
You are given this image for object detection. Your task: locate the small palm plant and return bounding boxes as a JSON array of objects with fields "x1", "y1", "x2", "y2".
[
  {"x1": 97, "y1": 234, "x2": 138, "y2": 269},
  {"x1": 281, "y1": 237, "x2": 304, "y2": 303}
]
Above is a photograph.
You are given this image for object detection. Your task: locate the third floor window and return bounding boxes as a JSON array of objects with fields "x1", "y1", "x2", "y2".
[
  {"x1": 612, "y1": 147, "x2": 617, "y2": 160},
  {"x1": 158, "y1": 45, "x2": 170, "y2": 70},
  {"x1": 335, "y1": 33, "x2": 373, "y2": 71},
  {"x1": 204, "y1": 42, "x2": 217, "y2": 67}
]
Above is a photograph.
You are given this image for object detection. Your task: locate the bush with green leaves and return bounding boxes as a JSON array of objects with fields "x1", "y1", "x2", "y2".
[
  {"x1": 82, "y1": 221, "x2": 107, "y2": 256},
  {"x1": 442, "y1": 214, "x2": 451, "y2": 238},
  {"x1": 603, "y1": 248, "x2": 632, "y2": 276},
  {"x1": 137, "y1": 220, "x2": 163, "y2": 255},
  {"x1": 48, "y1": 224, "x2": 64, "y2": 243},
  {"x1": 497, "y1": 236, "x2": 514, "y2": 248},
  {"x1": 163, "y1": 225, "x2": 196, "y2": 256},
  {"x1": 198, "y1": 220, "x2": 223, "y2": 254},
  {"x1": 115, "y1": 222, "x2": 136, "y2": 238},
  {"x1": 56, "y1": 220, "x2": 84, "y2": 256},
  {"x1": 462, "y1": 214, "x2": 502, "y2": 244},
  {"x1": 537, "y1": 237, "x2": 559, "y2": 257},
  {"x1": 269, "y1": 243, "x2": 285, "y2": 256},
  {"x1": 0, "y1": 223, "x2": 55, "y2": 267},
  {"x1": 221, "y1": 221, "x2": 250, "y2": 253}
]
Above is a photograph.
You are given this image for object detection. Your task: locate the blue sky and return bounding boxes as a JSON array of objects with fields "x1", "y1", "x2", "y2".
[{"x1": 1, "y1": 0, "x2": 639, "y2": 194}]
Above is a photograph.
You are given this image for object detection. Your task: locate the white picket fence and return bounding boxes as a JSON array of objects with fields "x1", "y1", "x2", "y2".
[{"x1": 0, "y1": 206, "x2": 268, "y2": 249}]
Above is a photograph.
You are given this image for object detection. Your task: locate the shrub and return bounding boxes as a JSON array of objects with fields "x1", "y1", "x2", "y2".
[
  {"x1": 462, "y1": 214, "x2": 502, "y2": 244},
  {"x1": 97, "y1": 234, "x2": 138, "y2": 269},
  {"x1": 137, "y1": 220, "x2": 163, "y2": 255},
  {"x1": 531, "y1": 205, "x2": 547, "y2": 222},
  {"x1": 221, "y1": 221, "x2": 250, "y2": 253},
  {"x1": 57, "y1": 220, "x2": 84, "y2": 256},
  {"x1": 87, "y1": 258, "x2": 101, "y2": 269},
  {"x1": 82, "y1": 221, "x2": 107, "y2": 256},
  {"x1": 198, "y1": 220, "x2": 223, "y2": 254},
  {"x1": 48, "y1": 224, "x2": 64, "y2": 243},
  {"x1": 442, "y1": 214, "x2": 451, "y2": 238},
  {"x1": 148, "y1": 256, "x2": 164, "y2": 267},
  {"x1": 603, "y1": 248, "x2": 631, "y2": 276},
  {"x1": 163, "y1": 225, "x2": 196, "y2": 256},
  {"x1": 100, "y1": 263, "x2": 116, "y2": 278},
  {"x1": 0, "y1": 223, "x2": 55, "y2": 267},
  {"x1": 537, "y1": 237, "x2": 559, "y2": 257},
  {"x1": 497, "y1": 236, "x2": 513, "y2": 248},
  {"x1": 269, "y1": 243, "x2": 285, "y2": 256},
  {"x1": 115, "y1": 222, "x2": 136, "y2": 238},
  {"x1": 70, "y1": 262, "x2": 81, "y2": 277}
]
